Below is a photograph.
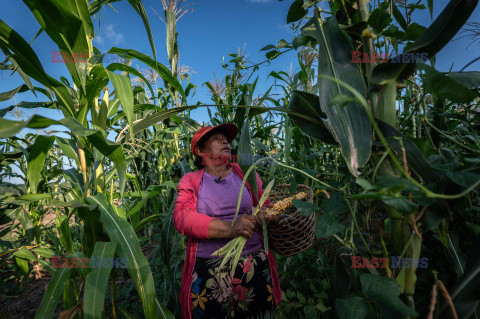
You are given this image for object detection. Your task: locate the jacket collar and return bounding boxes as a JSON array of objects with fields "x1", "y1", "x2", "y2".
[{"x1": 191, "y1": 162, "x2": 258, "y2": 206}]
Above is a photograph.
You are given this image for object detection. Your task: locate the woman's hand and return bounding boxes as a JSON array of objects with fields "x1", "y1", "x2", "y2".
[
  {"x1": 255, "y1": 203, "x2": 280, "y2": 232},
  {"x1": 228, "y1": 214, "x2": 258, "y2": 239}
]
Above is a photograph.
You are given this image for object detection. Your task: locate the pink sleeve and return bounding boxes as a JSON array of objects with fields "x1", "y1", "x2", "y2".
[
  {"x1": 255, "y1": 171, "x2": 272, "y2": 207},
  {"x1": 173, "y1": 174, "x2": 215, "y2": 240}
]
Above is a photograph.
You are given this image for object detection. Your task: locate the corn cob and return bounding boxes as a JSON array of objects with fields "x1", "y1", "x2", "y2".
[{"x1": 266, "y1": 191, "x2": 307, "y2": 216}]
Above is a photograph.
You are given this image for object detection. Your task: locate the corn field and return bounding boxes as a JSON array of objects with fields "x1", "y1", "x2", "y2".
[{"x1": 1, "y1": 0, "x2": 480, "y2": 318}]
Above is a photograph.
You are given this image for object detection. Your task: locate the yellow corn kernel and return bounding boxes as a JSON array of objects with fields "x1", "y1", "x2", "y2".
[{"x1": 266, "y1": 191, "x2": 307, "y2": 216}]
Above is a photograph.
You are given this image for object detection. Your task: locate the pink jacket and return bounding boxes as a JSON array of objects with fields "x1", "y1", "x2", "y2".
[{"x1": 173, "y1": 162, "x2": 282, "y2": 318}]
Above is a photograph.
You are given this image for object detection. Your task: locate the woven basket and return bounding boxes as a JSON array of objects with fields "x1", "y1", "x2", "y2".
[{"x1": 266, "y1": 184, "x2": 316, "y2": 256}]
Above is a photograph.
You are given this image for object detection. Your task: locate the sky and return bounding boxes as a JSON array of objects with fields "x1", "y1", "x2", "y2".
[
  {"x1": 1, "y1": 0, "x2": 305, "y2": 125},
  {"x1": 0, "y1": 0, "x2": 479, "y2": 131}
]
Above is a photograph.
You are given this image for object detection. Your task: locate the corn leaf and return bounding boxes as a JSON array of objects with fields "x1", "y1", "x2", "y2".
[
  {"x1": 125, "y1": 0, "x2": 157, "y2": 61},
  {"x1": 0, "y1": 115, "x2": 127, "y2": 196},
  {"x1": 107, "y1": 47, "x2": 185, "y2": 101},
  {"x1": 27, "y1": 135, "x2": 55, "y2": 194},
  {"x1": 34, "y1": 268, "x2": 73, "y2": 319},
  {"x1": 86, "y1": 194, "x2": 156, "y2": 319},
  {"x1": 83, "y1": 241, "x2": 117, "y2": 319},
  {"x1": 155, "y1": 298, "x2": 175, "y2": 319},
  {"x1": 106, "y1": 70, "x2": 135, "y2": 144},
  {"x1": 22, "y1": 0, "x2": 89, "y2": 92},
  {"x1": 372, "y1": 0, "x2": 479, "y2": 84},
  {"x1": 106, "y1": 63, "x2": 155, "y2": 98},
  {"x1": 314, "y1": 13, "x2": 372, "y2": 177},
  {"x1": 0, "y1": 19, "x2": 75, "y2": 116}
]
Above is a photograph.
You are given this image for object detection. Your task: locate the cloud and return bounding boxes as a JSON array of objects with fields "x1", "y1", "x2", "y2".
[
  {"x1": 93, "y1": 24, "x2": 124, "y2": 45},
  {"x1": 94, "y1": 35, "x2": 104, "y2": 44},
  {"x1": 277, "y1": 23, "x2": 291, "y2": 31}
]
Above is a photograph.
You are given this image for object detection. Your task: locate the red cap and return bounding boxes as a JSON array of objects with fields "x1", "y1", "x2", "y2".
[{"x1": 191, "y1": 123, "x2": 238, "y2": 155}]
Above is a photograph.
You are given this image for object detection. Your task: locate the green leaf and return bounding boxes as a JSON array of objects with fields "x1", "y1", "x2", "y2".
[
  {"x1": 439, "y1": 236, "x2": 480, "y2": 318},
  {"x1": 287, "y1": 90, "x2": 336, "y2": 144},
  {"x1": 15, "y1": 256, "x2": 29, "y2": 275},
  {"x1": 32, "y1": 247, "x2": 56, "y2": 259},
  {"x1": 334, "y1": 246, "x2": 352, "y2": 299},
  {"x1": 134, "y1": 214, "x2": 161, "y2": 232},
  {"x1": 392, "y1": 2, "x2": 408, "y2": 31},
  {"x1": 356, "y1": 178, "x2": 375, "y2": 191},
  {"x1": 260, "y1": 44, "x2": 276, "y2": 51},
  {"x1": 427, "y1": 0, "x2": 434, "y2": 18},
  {"x1": 376, "y1": 120, "x2": 437, "y2": 183},
  {"x1": 376, "y1": 175, "x2": 418, "y2": 193},
  {"x1": 368, "y1": 4, "x2": 393, "y2": 33},
  {"x1": 27, "y1": 135, "x2": 55, "y2": 194},
  {"x1": 23, "y1": 0, "x2": 89, "y2": 92},
  {"x1": 4, "y1": 208, "x2": 34, "y2": 242},
  {"x1": 316, "y1": 215, "x2": 346, "y2": 238},
  {"x1": 448, "y1": 71, "x2": 480, "y2": 89},
  {"x1": 132, "y1": 106, "x2": 193, "y2": 136},
  {"x1": 382, "y1": 197, "x2": 418, "y2": 214},
  {"x1": 323, "y1": 192, "x2": 347, "y2": 215},
  {"x1": 265, "y1": 50, "x2": 280, "y2": 60},
  {"x1": 0, "y1": 115, "x2": 127, "y2": 195},
  {"x1": 336, "y1": 295, "x2": 370, "y2": 319},
  {"x1": 287, "y1": 0, "x2": 308, "y2": 23},
  {"x1": 83, "y1": 241, "x2": 117, "y2": 319},
  {"x1": 0, "y1": 84, "x2": 29, "y2": 102},
  {"x1": 107, "y1": 63, "x2": 155, "y2": 98},
  {"x1": 125, "y1": 0, "x2": 157, "y2": 61},
  {"x1": 56, "y1": 214, "x2": 74, "y2": 254},
  {"x1": 35, "y1": 268, "x2": 72, "y2": 319},
  {"x1": 314, "y1": 14, "x2": 372, "y2": 177},
  {"x1": 446, "y1": 171, "x2": 480, "y2": 188},
  {"x1": 292, "y1": 199, "x2": 321, "y2": 216},
  {"x1": 155, "y1": 298, "x2": 175, "y2": 319},
  {"x1": 360, "y1": 274, "x2": 418, "y2": 318},
  {"x1": 6, "y1": 193, "x2": 52, "y2": 204},
  {"x1": 68, "y1": 0, "x2": 94, "y2": 37},
  {"x1": 107, "y1": 47, "x2": 185, "y2": 101},
  {"x1": 372, "y1": 0, "x2": 479, "y2": 84},
  {"x1": 238, "y1": 118, "x2": 258, "y2": 203},
  {"x1": 0, "y1": 19, "x2": 75, "y2": 116},
  {"x1": 127, "y1": 185, "x2": 163, "y2": 218},
  {"x1": 86, "y1": 194, "x2": 156, "y2": 319},
  {"x1": 402, "y1": 23, "x2": 427, "y2": 41},
  {"x1": 418, "y1": 64, "x2": 478, "y2": 103},
  {"x1": 106, "y1": 70, "x2": 135, "y2": 143},
  {"x1": 116, "y1": 307, "x2": 136, "y2": 319},
  {"x1": 329, "y1": 93, "x2": 354, "y2": 107},
  {"x1": 13, "y1": 246, "x2": 36, "y2": 260},
  {"x1": 55, "y1": 136, "x2": 80, "y2": 168}
]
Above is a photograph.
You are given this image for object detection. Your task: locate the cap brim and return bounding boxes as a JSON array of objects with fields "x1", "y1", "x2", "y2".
[{"x1": 210, "y1": 123, "x2": 238, "y2": 143}]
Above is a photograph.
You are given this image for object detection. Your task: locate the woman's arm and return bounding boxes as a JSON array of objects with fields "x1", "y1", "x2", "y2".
[
  {"x1": 209, "y1": 215, "x2": 258, "y2": 239},
  {"x1": 173, "y1": 173, "x2": 259, "y2": 240},
  {"x1": 173, "y1": 174, "x2": 215, "y2": 240}
]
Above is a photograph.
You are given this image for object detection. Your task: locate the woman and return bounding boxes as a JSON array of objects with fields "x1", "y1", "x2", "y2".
[{"x1": 173, "y1": 123, "x2": 282, "y2": 318}]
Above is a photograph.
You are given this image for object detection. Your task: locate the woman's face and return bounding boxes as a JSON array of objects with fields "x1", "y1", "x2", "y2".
[{"x1": 196, "y1": 131, "x2": 231, "y2": 165}]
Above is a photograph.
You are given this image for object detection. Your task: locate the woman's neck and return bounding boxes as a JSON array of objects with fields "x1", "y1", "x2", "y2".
[{"x1": 204, "y1": 164, "x2": 229, "y2": 178}]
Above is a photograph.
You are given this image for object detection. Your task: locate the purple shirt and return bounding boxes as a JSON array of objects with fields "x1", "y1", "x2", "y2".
[{"x1": 195, "y1": 170, "x2": 263, "y2": 258}]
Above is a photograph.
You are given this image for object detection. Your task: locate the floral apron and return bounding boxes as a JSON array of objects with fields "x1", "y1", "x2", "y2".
[{"x1": 190, "y1": 248, "x2": 276, "y2": 319}]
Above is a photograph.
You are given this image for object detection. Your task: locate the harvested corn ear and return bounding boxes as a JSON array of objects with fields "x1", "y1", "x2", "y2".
[
  {"x1": 212, "y1": 179, "x2": 276, "y2": 277},
  {"x1": 266, "y1": 192, "x2": 307, "y2": 216}
]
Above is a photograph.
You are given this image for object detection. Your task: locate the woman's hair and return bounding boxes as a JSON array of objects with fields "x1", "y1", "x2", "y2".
[{"x1": 193, "y1": 128, "x2": 227, "y2": 170}]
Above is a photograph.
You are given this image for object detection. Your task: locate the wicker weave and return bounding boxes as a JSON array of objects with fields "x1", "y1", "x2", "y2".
[{"x1": 266, "y1": 184, "x2": 316, "y2": 256}]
